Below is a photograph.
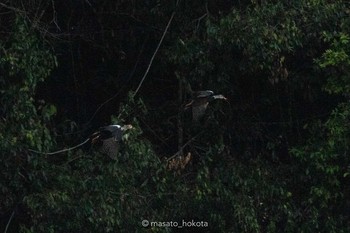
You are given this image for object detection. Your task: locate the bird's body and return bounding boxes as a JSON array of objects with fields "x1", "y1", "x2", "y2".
[
  {"x1": 186, "y1": 90, "x2": 227, "y2": 122},
  {"x1": 91, "y1": 124, "x2": 133, "y2": 160}
]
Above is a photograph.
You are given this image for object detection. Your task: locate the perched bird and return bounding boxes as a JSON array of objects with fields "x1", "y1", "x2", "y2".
[
  {"x1": 185, "y1": 90, "x2": 227, "y2": 121},
  {"x1": 91, "y1": 124, "x2": 133, "y2": 160}
]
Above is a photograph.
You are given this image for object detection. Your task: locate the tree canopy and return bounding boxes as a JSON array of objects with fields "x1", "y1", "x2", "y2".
[{"x1": 1, "y1": 0, "x2": 350, "y2": 232}]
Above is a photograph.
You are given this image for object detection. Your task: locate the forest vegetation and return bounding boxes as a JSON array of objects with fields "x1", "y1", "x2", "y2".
[{"x1": 0, "y1": 0, "x2": 350, "y2": 232}]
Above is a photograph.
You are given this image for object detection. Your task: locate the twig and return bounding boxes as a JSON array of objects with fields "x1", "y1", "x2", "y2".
[
  {"x1": 177, "y1": 77, "x2": 184, "y2": 156},
  {"x1": 139, "y1": 118, "x2": 171, "y2": 149},
  {"x1": 83, "y1": 1, "x2": 179, "y2": 125},
  {"x1": 4, "y1": 210, "x2": 15, "y2": 233},
  {"x1": 0, "y1": 2, "x2": 25, "y2": 13},
  {"x1": 84, "y1": 35, "x2": 149, "y2": 126},
  {"x1": 50, "y1": 0, "x2": 61, "y2": 31},
  {"x1": 28, "y1": 138, "x2": 90, "y2": 155},
  {"x1": 167, "y1": 131, "x2": 203, "y2": 161},
  {"x1": 133, "y1": 3, "x2": 178, "y2": 97},
  {"x1": 64, "y1": 155, "x2": 84, "y2": 165}
]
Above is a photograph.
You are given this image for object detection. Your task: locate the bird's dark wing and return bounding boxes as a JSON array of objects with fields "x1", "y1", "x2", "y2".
[
  {"x1": 113, "y1": 129, "x2": 123, "y2": 141},
  {"x1": 100, "y1": 138, "x2": 120, "y2": 160},
  {"x1": 97, "y1": 129, "x2": 113, "y2": 139}
]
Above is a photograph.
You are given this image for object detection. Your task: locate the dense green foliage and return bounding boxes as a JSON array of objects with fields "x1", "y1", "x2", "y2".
[{"x1": 1, "y1": 0, "x2": 349, "y2": 232}]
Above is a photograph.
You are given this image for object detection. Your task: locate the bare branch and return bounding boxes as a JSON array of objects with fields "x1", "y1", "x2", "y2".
[{"x1": 133, "y1": 2, "x2": 178, "y2": 97}]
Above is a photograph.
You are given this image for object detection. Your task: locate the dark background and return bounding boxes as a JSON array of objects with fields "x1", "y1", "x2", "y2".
[{"x1": 1, "y1": 0, "x2": 350, "y2": 232}]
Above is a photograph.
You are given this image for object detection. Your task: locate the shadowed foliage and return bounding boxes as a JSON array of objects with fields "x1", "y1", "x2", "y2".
[{"x1": 1, "y1": 0, "x2": 350, "y2": 232}]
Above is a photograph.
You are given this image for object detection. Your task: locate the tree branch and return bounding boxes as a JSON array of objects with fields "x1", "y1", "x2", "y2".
[{"x1": 133, "y1": 3, "x2": 178, "y2": 97}]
